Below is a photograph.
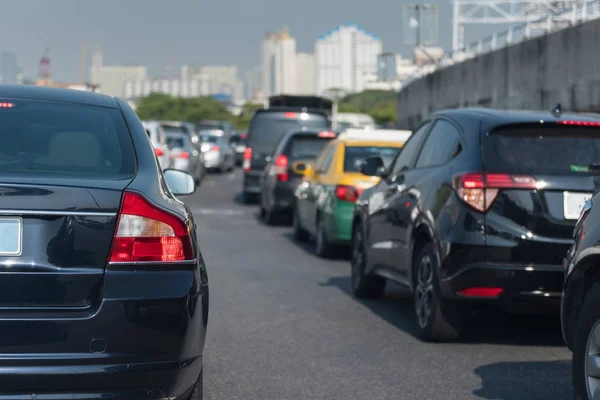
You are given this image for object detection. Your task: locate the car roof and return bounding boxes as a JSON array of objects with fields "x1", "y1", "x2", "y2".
[
  {"x1": 436, "y1": 108, "x2": 600, "y2": 129},
  {"x1": 0, "y1": 84, "x2": 117, "y2": 108},
  {"x1": 338, "y1": 129, "x2": 412, "y2": 144},
  {"x1": 254, "y1": 108, "x2": 328, "y2": 119}
]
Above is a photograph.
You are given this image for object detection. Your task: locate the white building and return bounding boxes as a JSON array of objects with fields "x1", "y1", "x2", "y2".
[
  {"x1": 181, "y1": 65, "x2": 242, "y2": 101},
  {"x1": 123, "y1": 76, "x2": 211, "y2": 100},
  {"x1": 89, "y1": 48, "x2": 147, "y2": 98},
  {"x1": 244, "y1": 66, "x2": 263, "y2": 102},
  {"x1": 315, "y1": 24, "x2": 383, "y2": 95},
  {"x1": 295, "y1": 53, "x2": 316, "y2": 95},
  {"x1": 262, "y1": 27, "x2": 296, "y2": 97}
]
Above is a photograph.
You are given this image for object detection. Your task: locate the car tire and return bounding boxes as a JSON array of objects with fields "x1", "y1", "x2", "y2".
[
  {"x1": 413, "y1": 243, "x2": 463, "y2": 342},
  {"x1": 186, "y1": 368, "x2": 203, "y2": 400},
  {"x1": 351, "y1": 224, "x2": 386, "y2": 298},
  {"x1": 315, "y1": 216, "x2": 335, "y2": 258},
  {"x1": 292, "y1": 206, "x2": 309, "y2": 242},
  {"x1": 572, "y1": 282, "x2": 600, "y2": 400}
]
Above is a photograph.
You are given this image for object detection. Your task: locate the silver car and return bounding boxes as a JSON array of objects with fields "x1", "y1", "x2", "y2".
[
  {"x1": 141, "y1": 121, "x2": 171, "y2": 170},
  {"x1": 165, "y1": 132, "x2": 204, "y2": 184},
  {"x1": 161, "y1": 121, "x2": 206, "y2": 183},
  {"x1": 200, "y1": 130, "x2": 235, "y2": 173}
]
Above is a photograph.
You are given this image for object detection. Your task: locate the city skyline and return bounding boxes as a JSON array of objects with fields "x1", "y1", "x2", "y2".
[{"x1": 0, "y1": 0, "x2": 472, "y2": 82}]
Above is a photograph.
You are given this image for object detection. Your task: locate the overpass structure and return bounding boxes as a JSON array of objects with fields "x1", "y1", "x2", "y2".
[{"x1": 396, "y1": 0, "x2": 600, "y2": 129}]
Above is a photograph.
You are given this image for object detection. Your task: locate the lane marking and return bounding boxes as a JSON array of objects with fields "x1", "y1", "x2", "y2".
[{"x1": 192, "y1": 208, "x2": 245, "y2": 216}]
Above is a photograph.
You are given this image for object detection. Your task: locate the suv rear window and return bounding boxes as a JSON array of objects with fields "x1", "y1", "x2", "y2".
[
  {"x1": 288, "y1": 136, "x2": 331, "y2": 160},
  {"x1": 248, "y1": 112, "x2": 329, "y2": 152},
  {"x1": 484, "y1": 126, "x2": 600, "y2": 175},
  {"x1": 166, "y1": 136, "x2": 187, "y2": 149},
  {"x1": 344, "y1": 146, "x2": 400, "y2": 172},
  {"x1": 0, "y1": 99, "x2": 135, "y2": 178}
]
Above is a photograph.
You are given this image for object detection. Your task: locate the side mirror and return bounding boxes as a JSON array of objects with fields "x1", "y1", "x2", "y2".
[
  {"x1": 360, "y1": 156, "x2": 385, "y2": 177},
  {"x1": 164, "y1": 169, "x2": 195, "y2": 196},
  {"x1": 292, "y1": 161, "x2": 309, "y2": 174}
]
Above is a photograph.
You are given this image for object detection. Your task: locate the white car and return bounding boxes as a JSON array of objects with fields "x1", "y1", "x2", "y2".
[{"x1": 142, "y1": 121, "x2": 171, "y2": 170}]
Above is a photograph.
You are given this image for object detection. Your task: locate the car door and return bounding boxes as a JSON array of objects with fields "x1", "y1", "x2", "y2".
[
  {"x1": 304, "y1": 144, "x2": 336, "y2": 236},
  {"x1": 365, "y1": 122, "x2": 432, "y2": 275},
  {"x1": 388, "y1": 118, "x2": 464, "y2": 280},
  {"x1": 296, "y1": 144, "x2": 328, "y2": 230}
]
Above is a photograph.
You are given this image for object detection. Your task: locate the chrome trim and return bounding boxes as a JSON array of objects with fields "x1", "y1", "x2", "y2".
[
  {"x1": 108, "y1": 259, "x2": 197, "y2": 266},
  {"x1": 0, "y1": 210, "x2": 116, "y2": 217}
]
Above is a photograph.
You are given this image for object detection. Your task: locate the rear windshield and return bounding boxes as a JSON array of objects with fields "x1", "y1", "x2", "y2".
[
  {"x1": 0, "y1": 99, "x2": 135, "y2": 179},
  {"x1": 344, "y1": 146, "x2": 400, "y2": 172},
  {"x1": 288, "y1": 136, "x2": 331, "y2": 160},
  {"x1": 166, "y1": 136, "x2": 187, "y2": 149},
  {"x1": 162, "y1": 125, "x2": 188, "y2": 136},
  {"x1": 200, "y1": 134, "x2": 219, "y2": 144},
  {"x1": 248, "y1": 113, "x2": 329, "y2": 152},
  {"x1": 484, "y1": 126, "x2": 600, "y2": 175}
]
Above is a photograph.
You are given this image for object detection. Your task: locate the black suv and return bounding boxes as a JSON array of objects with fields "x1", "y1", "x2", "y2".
[
  {"x1": 352, "y1": 108, "x2": 600, "y2": 341},
  {"x1": 562, "y1": 156, "x2": 600, "y2": 400},
  {"x1": 259, "y1": 129, "x2": 337, "y2": 224},
  {"x1": 242, "y1": 109, "x2": 330, "y2": 202}
]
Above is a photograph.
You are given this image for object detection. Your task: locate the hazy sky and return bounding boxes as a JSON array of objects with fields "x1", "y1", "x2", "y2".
[{"x1": 0, "y1": 0, "x2": 477, "y2": 82}]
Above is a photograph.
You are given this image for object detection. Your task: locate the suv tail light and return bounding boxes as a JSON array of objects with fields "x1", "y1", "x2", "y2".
[
  {"x1": 274, "y1": 155, "x2": 288, "y2": 182},
  {"x1": 109, "y1": 192, "x2": 194, "y2": 263},
  {"x1": 179, "y1": 151, "x2": 189, "y2": 159},
  {"x1": 210, "y1": 145, "x2": 221, "y2": 152},
  {"x1": 336, "y1": 185, "x2": 362, "y2": 202},
  {"x1": 243, "y1": 147, "x2": 252, "y2": 172},
  {"x1": 453, "y1": 172, "x2": 537, "y2": 212},
  {"x1": 154, "y1": 148, "x2": 164, "y2": 157}
]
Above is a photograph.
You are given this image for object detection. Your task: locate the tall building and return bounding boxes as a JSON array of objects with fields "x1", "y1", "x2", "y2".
[
  {"x1": 262, "y1": 27, "x2": 296, "y2": 97},
  {"x1": 377, "y1": 52, "x2": 397, "y2": 82},
  {"x1": 295, "y1": 53, "x2": 316, "y2": 95},
  {"x1": 181, "y1": 65, "x2": 241, "y2": 101},
  {"x1": 1, "y1": 52, "x2": 18, "y2": 84},
  {"x1": 315, "y1": 24, "x2": 383, "y2": 95},
  {"x1": 89, "y1": 48, "x2": 147, "y2": 98},
  {"x1": 123, "y1": 76, "x2": 211, "y2": 100},
  {"x1": 244, "y1": 66, "x2": 262, "y2": 102}
]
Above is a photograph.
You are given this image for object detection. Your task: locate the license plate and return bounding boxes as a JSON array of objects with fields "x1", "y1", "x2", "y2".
[
  {"x1": 0, "y1": 217, "x2": 22, "y2": 255},
  {"x1": 563, "y1": 192, "x2": 592, "y2": 220}
]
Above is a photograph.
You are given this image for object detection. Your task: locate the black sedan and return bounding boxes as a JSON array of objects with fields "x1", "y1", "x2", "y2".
[{"x1": 0, "y1": 85, "x2": 208, "y2": 399}]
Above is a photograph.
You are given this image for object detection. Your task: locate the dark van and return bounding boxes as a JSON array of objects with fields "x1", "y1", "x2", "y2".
[{"x1": 242, "y1": 109, "x2": 330, "y2": 202}]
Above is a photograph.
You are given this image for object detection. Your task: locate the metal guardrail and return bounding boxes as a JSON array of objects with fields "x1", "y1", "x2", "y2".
[{"x1": 401, "y1": 0, "x2": 600, "y2": 87}]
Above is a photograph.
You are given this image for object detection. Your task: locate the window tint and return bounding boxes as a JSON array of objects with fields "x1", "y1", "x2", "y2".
[
  {"x1": 314, "y1": 145, "x2": 333, "y2": 173},
  {"x1": 247, "y1": 113, "x2": 329, "y2": 152},
  {"x1": 415, "y1": 120, "x2": 461, "y2": 168},
  {"x1": 288, "y1": 136, "x2": 331, "y2": 160},
  {"x1": 484, "y1": 126, "x2": 600, "y2": 175},
  {"x1": 166, "y1": 135, "x2": 188, "y2": 149},
  {"x1": 344, "y1": 146, "x2": 400, "y2": 172},
  {"x1": 0, "y1": 99, "x2": 135, "y2": 178},
  {"x1": 320, "y1": 145, "x2": 335, "y2": 173},
  {"x1": 391, "y1": 122, "x2": 431, "y2": 174},
  {"x1": 200, "y1": 134, "x2": 219, "y2": 144}
]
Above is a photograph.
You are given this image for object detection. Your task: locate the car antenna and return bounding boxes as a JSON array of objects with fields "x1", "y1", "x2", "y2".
[{"x1": 551, "y1": 103, "x2": 562, "y2": 118}]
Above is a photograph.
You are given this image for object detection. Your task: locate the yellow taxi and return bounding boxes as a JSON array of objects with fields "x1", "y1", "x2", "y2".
[{"x1": 292, "y1": 129, "x2": 412, "y2": 257}]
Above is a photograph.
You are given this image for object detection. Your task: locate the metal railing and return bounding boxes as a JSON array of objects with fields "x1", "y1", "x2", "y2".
[{"x1": 401, "y1": 0, "x2": 600, "y2": 87}]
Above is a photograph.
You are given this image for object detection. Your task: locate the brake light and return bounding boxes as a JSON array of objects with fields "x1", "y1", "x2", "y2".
[
  {"x1": 179, "y1": 151, "x2": 189, "y2": 159},
  {"x1": 318, "y1": 131, "x2": 336, "y2": 138},
  {"x1": 210, "y1": 145, "x2": 221, "y2": 152},
  {"x1": 335, "y1": 185, "x2": 362, "y2": 202},
  {"x1": 459, "y1": 287, "x2": 503, "y2": 297},
  {"x1": 284, "y1": 112, "x2": 297, "y2": 119},
  {"x1": 154, "y1": 148, "x2": 164, "y2": 157},
  {"x1": 0, "y1": 102, "x2": 14, "y2": 108},
  {"x1": 453, "y1": 172, "x2": 537, "y2": 212},
  {"x1": 274, "y1": 155, "x2": 288, "y2": 182},
  {"x1": 109, "y1": 192, "x2": 194, "y2": 263},
  {"x1": 240, "y1": 133, "x2": 247, "y2": 139},
  {"x1": 243, "y1": 147, "x2": 252, "y2": 172},
  {"x1": 558, "y1": 120, "x2": 600, "y2": 127}
]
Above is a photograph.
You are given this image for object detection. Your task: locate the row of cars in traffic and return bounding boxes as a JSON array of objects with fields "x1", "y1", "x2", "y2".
[
  {"x1": 142, "y1": 119, "x2": 246, "y2": 184},
  {"x1": 240, "y1": 95, "x2": 600, "y2": 399}
]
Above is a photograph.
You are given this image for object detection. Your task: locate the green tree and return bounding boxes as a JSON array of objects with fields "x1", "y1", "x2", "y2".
[{"x1": 336, "y1": 90, "x2": 397, "y2": 126}]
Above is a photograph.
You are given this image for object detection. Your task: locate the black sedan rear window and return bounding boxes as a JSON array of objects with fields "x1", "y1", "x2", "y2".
[
  {"x1": 484, "y1": 126, "x2": 600, "y2": 175},
  {"x1": 344, "y1": 146, "x2": 400, "y2": 172},
  {"x1": 0, "y1": 99, "x2": 135, "y2": 178}
]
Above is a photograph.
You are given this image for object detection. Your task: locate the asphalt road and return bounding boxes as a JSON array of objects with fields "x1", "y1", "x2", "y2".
[{"x1": 186, "y1": 169, "x2": 572, "y2": 400}]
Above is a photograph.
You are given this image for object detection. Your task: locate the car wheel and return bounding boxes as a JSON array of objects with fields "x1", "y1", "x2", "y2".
[
  {"x1": 351, "y1": 224, "x2": 385, "y2": 298},
  {"x1": 573, "y1": 282, "x2": 600, "y2": 400},
  {"x1": 315, "y1": 216, "x2": 335, "y2": 258},
  {"x1": 292, "y1": 206, "x2": 309, "y2": 242},
  {"x1": 413, "y1": 243, "x2": 463, "y2": 342},
  {"x1": 186, "y1": 368, "x2": 203, "y2": 400}
]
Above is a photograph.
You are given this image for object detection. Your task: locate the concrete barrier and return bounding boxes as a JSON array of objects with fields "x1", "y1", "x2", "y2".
[{"x1": 396, "y1": 18, "x2": 600, "y2": 129}]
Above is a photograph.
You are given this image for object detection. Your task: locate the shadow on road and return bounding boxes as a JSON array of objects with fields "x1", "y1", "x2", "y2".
[
  {"x1": 233, "y1": 192, "x2": 257, "y2": 206},
  {"x1": 473, "y1": 360, "x2": 571, "y2": 399},
  {"x1": 282, "y1": 232, "x2": 351, "y2": 260},
  {"x1": 320, "y1": 275, "x2": 567, "y2": 347}
]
